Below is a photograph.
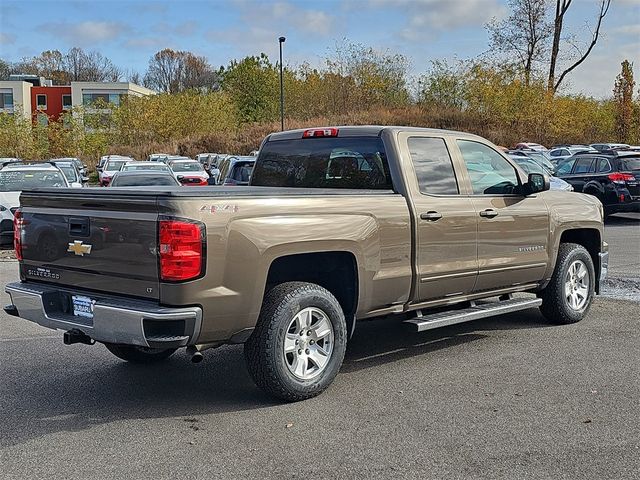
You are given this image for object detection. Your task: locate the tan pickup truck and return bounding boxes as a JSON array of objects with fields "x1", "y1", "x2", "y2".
[{"x1": 5, "y1": 126, "x2": 608, "y2": 401}]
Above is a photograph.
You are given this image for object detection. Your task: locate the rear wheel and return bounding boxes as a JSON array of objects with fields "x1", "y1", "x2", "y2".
[
  {"x1": 104, "y1": 343, "x2": 176, "y2": 363},
  {"x1": 539, "y1": 243, "x2": 595, "y2": 324},
  {"x1": 244, "y1": 282, "x2": 347, "y2": 402}
]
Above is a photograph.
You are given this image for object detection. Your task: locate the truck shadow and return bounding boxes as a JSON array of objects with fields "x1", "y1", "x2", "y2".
[
  {"x1": 605, "y1": 213, "x2": 640, "y2": 226},
  {"x1": 0, "y1": 308, "x2": 551, "y2": 449},
  {"x1": 342, "y1": 307, "x2": 550, "y2": 373}
]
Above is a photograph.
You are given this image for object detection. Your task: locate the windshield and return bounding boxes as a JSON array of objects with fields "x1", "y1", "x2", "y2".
[
  {"x1": 171, "y1": 162, "x2": 203, "y2": 172},
  {"x1": 621, "y1": 158, "x2": 640, "y2": 171},
  {"x1": 0, "y1": 170, "x2": 67, "y2": 191},
  {"x1": 122, "y1": 164, "x2": 169, "y2": 172},
  {"x1": 252, "y1": 137, "x2": 392, "y2": 189},
  {"x1": 105, "y1": 160, "x2": 127, "y2": 172},
  {"x1": 57, "y1": 165, "x2": 78, "y2": 182},
  {"x1": 230, "y1": 162, "x2": 254, "y2": 182},
  {"x1": 111, "y1": 175, "x2": 178, "y2": 186},
  {"x1": 513, "y1": 157, "x2": 543, "y2": 175}
]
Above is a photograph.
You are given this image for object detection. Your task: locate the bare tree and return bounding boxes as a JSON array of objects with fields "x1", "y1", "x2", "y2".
[
  {"x1": 547, "y1": 0, "x2": 611, "y2": 93},
  {"x1": 486, "y1": 0, "x2": 553, "y2": 85},
  {"x1": 61, "y1": 47, "x2": 121, "y2": 82},
  {"x1": 144, "y1": 49, "x2": 184, "y2": 93},
  {"x1": 144, "y1": 49, "x2": 219, "y2": 93}
]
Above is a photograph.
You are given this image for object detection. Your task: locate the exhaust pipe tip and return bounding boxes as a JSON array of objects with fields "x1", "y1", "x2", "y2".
[{"x1": 186, "y1": 346, "x2": 204, "y2": 364}]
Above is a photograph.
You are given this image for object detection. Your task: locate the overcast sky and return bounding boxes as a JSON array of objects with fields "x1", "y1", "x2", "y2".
[{"x1": 1, "y1": 0, "x2": 638, "y2": 98}]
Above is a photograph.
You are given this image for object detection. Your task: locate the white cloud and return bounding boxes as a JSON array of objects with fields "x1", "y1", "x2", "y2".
[
  {"x1": 234, "y1": 0, "x2": 336, "y2": 36},
  {"x1": 613, "y1": 24, "x2": 640, "y2": 36},
  {"x1": 368, "y1": 0, "x2": 505, "y2": 39},
  {"x1": 0, "y1": 32, "x2": 15, "y2": 45},
  {"x1": 40, "y1": 21, "x2": 130, "y2": 45},
  {"x1": 207, "y1": 1, "x2": 336, "y2": 60},
  {"x1": 124, "y1": 37, "x2": 166, "y2": 49}
]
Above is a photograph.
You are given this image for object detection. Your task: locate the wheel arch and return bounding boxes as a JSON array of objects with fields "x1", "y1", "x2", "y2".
[
  {"x1": 558, "y1": 228, "x2": 602, "y2": 292},
  {"x1": 265, "y1": 251, "x2": 359, "y2": 338}
]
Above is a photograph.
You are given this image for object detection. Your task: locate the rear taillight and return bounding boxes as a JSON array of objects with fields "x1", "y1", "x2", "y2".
[
  {"x1": 608, "y1": 172, "x2": 635, "y2": 184},
  {"x1": 302, "y1": 128, "x2": 338, "y2": 138},
  {"x1": 158, "y1": 218, "x2": 205, "y2": 282},
  {"x1": 13, "y1": 209, "x2": 23, "y2": 261}
]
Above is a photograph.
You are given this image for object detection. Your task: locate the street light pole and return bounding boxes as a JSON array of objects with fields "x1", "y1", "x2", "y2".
[{"x1": 278, "y1": 36, "x2": 286, "y2": 131}]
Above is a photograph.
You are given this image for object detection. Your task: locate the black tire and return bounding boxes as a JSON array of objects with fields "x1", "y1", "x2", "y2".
[
  {"x1": 104, "y1": 343, "x2": 176, "y2": 363},
  {"x1": 539, "y1": 243, "x2": 595, "y2": 324},
  {"x1": 244, "y1": 282, "x2": 347, "y2": 402}
]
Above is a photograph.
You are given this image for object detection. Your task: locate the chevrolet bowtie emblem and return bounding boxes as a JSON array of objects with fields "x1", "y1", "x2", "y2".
[{"x1": 67, "y1": 240, "x2": 92, "y2": 256}]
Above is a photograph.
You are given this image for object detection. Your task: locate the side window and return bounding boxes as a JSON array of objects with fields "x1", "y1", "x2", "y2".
[
  {"x1": 457, "y1": 140, "x2": 519, "y2": 195},
  {"x1": 550, "y1": 150, "x2": 561, "y2": 157},
  {"x1": 408, "y1": 137, "x2": 458, "y2": 195},
  {"x1": 573, "y1": 158, "x2": 594, "y2": 174},
  {"x1": 596, "y1": 158, "x2": 611, "y2": 173}
]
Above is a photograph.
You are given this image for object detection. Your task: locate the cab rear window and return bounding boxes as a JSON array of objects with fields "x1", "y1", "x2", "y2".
[{"x1": 251, "y1": 137, "x2": 392, "y2": 189}]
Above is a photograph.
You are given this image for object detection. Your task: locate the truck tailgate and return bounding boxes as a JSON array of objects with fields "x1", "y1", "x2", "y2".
[{"x1": 18, "y1": 190, "x2": 160, "y2": 300}]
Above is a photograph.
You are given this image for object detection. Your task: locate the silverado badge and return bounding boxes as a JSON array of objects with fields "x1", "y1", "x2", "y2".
[{"x1": 67, "y1": 240, "x2": 92, "y2": 256}]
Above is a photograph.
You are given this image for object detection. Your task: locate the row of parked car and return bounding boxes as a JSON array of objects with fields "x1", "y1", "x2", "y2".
[
  {"x1": 503, "y1": 142, "x2": 640, "y2": 215},
  {"x1": 97, "y1": 153, "x2": 257, "y2": 187}
]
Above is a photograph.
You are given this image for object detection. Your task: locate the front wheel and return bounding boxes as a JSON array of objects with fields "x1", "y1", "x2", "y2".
[
  {"x1": 104, "y1": 343, "x2": 176, "y2": 363},
  {"x1": 539, "y1": 243, "x2": 595, "y2": 324},
  {"x1": 244, "y1": 282, "x2": 347, "y2": 402}
]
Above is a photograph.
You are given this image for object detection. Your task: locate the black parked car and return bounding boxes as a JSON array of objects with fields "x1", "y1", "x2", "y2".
[{"x1": 556, "y1": 151, "x2": 640, "y2": 216}]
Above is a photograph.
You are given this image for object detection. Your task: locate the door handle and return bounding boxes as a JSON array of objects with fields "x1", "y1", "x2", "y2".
[
  {"x1": 479, "y1": 209, "x2": 499, "y2": 218},
  {"x1": 420, "y1": 211, "x2": 442, "y2": 221}
]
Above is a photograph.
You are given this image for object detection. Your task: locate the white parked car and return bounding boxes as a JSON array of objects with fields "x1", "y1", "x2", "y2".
[
  {"x1": 121, "y1": 161, "x2": 171, "y2": 173},
  {"x1": 548, "y1": 146, "x2": 596, "y2": 164},
  {"x1": 169, "y1": 160, "x2": 210, "y2": 186},
  {"x1": 0, "y1": 164, "x2": 69, "y2": 246},
  {"x1": 49, "y1": 160, "x2": 86, "y2": 188},
  {"x1": 99, "y1": 156, "x2": 134, "y2": 186}
]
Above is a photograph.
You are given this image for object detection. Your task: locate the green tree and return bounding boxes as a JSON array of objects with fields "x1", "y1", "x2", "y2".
[
  {"x1": 220, "y1": 54, "x2": 279, "y2": 123},
  {"x1": 613, "y1": 60, "x2": 636, "y2": 143},
  {"x1": 418, "y1": 60, "x2": 469, "y2": 110}
]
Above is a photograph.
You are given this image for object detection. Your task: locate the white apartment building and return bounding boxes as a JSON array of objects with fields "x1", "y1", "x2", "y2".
[
  {"x1": 0, "y1": 81, "x2": 32, "y2": 119},
  {"x1": 70, "y1": 82, "x2": 156, "y2": 109}
]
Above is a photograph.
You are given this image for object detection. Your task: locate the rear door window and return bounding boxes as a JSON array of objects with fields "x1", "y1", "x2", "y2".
[
  {"x1": 408, "y1": 137, "x2": 458, "y2": 195},
  {"x1": 573, "y1": 157, "x2": 594, "y2": 174},
  {"x1": 252, "y1": 137, "x2": 392, "y2": 189}
]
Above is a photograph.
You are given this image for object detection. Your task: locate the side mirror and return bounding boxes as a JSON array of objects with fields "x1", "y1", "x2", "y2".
[
  {"x1": 97, "y1": 167, "x2": 103, "y2": 172},
  {"x1": 525, "y1": 173, "x2": 550, "y2": 194},
  {"x1": 177, "y1": 175, "x2": 184, "y2": 180},
  {"x1": 82, "y1": 176, "x2": 89, "y2": 183}
]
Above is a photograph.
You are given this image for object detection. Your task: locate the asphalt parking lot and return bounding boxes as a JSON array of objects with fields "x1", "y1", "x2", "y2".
[{"x1": 1, "y1": 214, "x2": 638, "y2": 479}]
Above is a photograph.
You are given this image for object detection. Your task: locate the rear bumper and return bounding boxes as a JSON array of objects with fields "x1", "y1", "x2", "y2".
[
  {"x1": 4, "y1": 282, "x2": 202, "y2": 348},
  {"x1": 606, "y1": 200, "x2": 640, "y2": 214}
]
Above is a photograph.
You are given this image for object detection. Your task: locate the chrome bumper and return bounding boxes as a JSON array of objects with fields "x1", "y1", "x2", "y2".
[
  {"x1": 4, "y1": 282, "x2": 202, "y2": 348},
  {"x1": 596, "y1": 246, "x2": 609, "y2": 295}
]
